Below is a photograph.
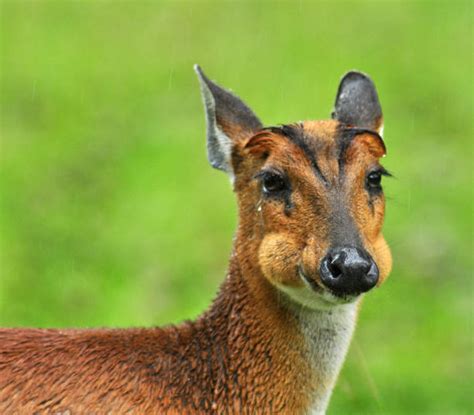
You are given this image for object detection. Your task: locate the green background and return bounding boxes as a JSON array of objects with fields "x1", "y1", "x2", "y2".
[{"x1": 1, "y1": 1, "x2": 472, "y2": 413}]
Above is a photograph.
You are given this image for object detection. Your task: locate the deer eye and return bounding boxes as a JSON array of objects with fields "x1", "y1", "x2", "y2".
[
  {"x1": 367, "y1": 171, "x2": 382, "y2": 189},
  {"x1": 261, "y1": 172, "x2": 287, "y2": 194},
  {"x1": 366, "y1": 167, "x2": 391, "y2": 194}
]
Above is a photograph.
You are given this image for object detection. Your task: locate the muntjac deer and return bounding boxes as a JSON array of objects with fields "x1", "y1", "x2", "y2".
[{"x1": 0, "y1": 66, "x2": 392, "y2": 414}]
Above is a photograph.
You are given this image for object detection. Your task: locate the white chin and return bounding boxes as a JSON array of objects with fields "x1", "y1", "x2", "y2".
[{"x1": 275, "y1": 271, "x2": 360, "y2": 310}]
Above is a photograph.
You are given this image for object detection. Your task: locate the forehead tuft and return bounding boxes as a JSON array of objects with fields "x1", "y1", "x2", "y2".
[
  {"x1": 301, "y1": 120, "x2": 341, "y2": 144},
  {"x1": 277, "y1": 120, "x2": 342, "y2": 160},
  {"x1": 260, "y1": 120, "x2": 341, "y2": 151},
  {"x1": 244, "y1": 118, "x2": 384, "y2": 174},
  {"x1": 274, "y1": 120, "x2": 384, "y2": 161}
]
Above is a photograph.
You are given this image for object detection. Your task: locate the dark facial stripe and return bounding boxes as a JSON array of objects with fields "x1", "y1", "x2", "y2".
[
  {"x1": 337, "y1": 126, "x2": 353, "y2": 178},
  {"x1": 266, "y1": 125, "x2": 329, "y2": 186}
]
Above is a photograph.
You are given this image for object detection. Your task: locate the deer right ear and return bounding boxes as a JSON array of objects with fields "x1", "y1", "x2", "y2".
[
  {"x1": 194, "y1": 65, "x2": 263, "y2": 178},
  {"x1": 332, "y1": 71, "x2": 384, "y2": 136}
]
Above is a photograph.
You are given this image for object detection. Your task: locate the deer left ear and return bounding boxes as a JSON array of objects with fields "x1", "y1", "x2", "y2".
[
  {"x1": 332, "y1": 71, "x2": 384, "y2": 136},
  {"x1": 194, "y1": 65, "x2": 263, "y2": 178}
]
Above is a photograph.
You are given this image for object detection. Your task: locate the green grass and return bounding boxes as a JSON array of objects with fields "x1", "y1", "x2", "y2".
[{"x1": 1, "y1": 1, "x2": 472, "y2": 413}]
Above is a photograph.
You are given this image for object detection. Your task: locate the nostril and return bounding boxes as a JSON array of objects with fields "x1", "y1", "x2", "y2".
[
  {"x1": 327, "y1": 251, "x2": 346, "y2": 279},
  {"x1": 328, "y1": 259, "x2": 342, "y2": 279},
  {"x1": 359, "y1": 260, "x2": 371, "y2": 275},
  {"x1": 364, "y1": 260, "x2": 379, "y2": 286}
]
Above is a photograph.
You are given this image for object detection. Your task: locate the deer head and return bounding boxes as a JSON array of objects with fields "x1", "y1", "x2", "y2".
[{"x1": 195, "y1": 66, "x2": 392, "y2": 310}]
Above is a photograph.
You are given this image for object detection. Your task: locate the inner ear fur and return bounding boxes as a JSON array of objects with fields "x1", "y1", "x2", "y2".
[{"x1": 195, "y1": 65, "x2": 263, "y2": 176}]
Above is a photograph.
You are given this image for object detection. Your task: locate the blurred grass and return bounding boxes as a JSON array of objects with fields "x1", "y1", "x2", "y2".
[{"x1": 0, "y1": 1, "x2": 472, "y2": 413}]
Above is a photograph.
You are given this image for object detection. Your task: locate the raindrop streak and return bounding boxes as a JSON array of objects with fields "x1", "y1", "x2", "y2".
[{"x1": 354, "y1": 340, "x2": 383, "y2": 410}]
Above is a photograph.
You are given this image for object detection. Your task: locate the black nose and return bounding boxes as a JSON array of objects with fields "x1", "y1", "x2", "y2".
[{"x1": 319, "y1": 247, "x2": 379, "y2": 296}]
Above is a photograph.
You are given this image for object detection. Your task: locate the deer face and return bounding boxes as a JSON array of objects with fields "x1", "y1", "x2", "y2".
[{"x1": 196, "y1": 67, "x2": 392, "y2": 309}]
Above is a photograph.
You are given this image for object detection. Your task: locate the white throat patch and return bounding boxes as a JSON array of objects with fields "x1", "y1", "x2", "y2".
[{"x1": 291, "y1": 299, "x2": 359, "y2": 414}]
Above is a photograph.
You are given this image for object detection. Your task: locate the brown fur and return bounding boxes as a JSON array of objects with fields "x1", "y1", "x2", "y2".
[
  {"x1": 236, "y1": 121, "x2": 391, "y2": 292},
  {"x1": 0, "y1": 269, "x2": 312, "y2": 413},
  {"x1": 0, "y1": 119, "x2": 391, "y2": 413}
]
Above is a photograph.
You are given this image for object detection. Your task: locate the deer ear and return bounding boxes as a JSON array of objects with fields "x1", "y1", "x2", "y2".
[
  {"x1": 194, "y1": 65, "x2": 263, "y2": 177},
  {"x1": 332, "y1": 71, "x2": 384, "y2": 136}
]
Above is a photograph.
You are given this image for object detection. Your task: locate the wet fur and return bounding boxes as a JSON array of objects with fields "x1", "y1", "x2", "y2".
[
  {"x1": 0, "y1": 71, "x2": 392, "y2": 414},
  {"x1": 0, "y1": 264, "x2": 354, "y2": 414}
]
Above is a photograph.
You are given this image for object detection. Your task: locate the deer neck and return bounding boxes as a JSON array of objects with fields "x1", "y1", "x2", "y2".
[{"x1": 200, "y1": 254, "x2": 359, "y2": 414}]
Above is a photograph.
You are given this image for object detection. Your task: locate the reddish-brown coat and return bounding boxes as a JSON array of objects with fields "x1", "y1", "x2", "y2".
[
  {"x1": 1, "y1": 264, "x2": 315, "y2": 413},
  {"x1": 0, "y1": 118, "x2": 391, "y2": 413}
]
